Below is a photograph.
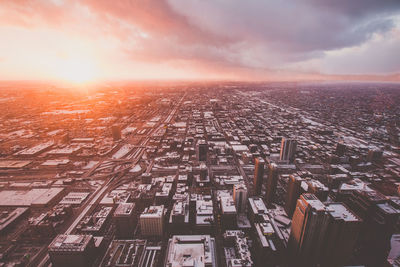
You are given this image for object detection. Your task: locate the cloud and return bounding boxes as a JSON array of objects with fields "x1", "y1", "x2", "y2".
[
  {"x1": 320, "y1": 29, "x2": 400, "y2": 75},
  {"x1": 0, "y1": 0, "x2": 399, "y2": 81},
  {"x1": 167, "y1": 0, "x2": 400, "y2": 56}
]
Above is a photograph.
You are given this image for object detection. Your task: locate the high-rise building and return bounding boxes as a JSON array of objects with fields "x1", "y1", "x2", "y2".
[
  {"x1": 254, "y1": 157, "x2": 265, "y2": 195},
  {"x1": 289, "y1": 194, "x2": 363, "y2": 267},
  {"x1": 307, "y1": 179, "x2": 329, "y2": 202},
  {"x1": 248, "y1": 197, "x2": 268, "y2": 223},
  {"x1": 254, "y1": 221, "x2": 284, "y2": 266},
  {"x1": 367, "y1": 148, "x2": 383, "y2": 162},
  {"x1": 113, "y1": 202, "x2": 137, "y2": 238},
  {"x1": 140, "y1": 205, "x2": 165, "y2": 237},
  {"x1": 111, "y1": 125, "x2": 121, "y2": 141},
  {"x1": 199, "y1": 162, "x2": 208, "y2": 180},
  {"x1": 288, "y1": 194, "x2": 328, "y2": 267},
  {"x1": 335, "y1": 142, "x2": 346, "y2": 156},
  {"x1": 218, "y1": 192, "x2": 237, "y2": 229},
  {"x1": 197, "y1": 140, "x2": 208, "y2": 162},
  {"x1": 321, "y1": 203, "x2": 362, "y2": 267},
  {"x1": 169, "y1": 199, "x2": 190, "y2": 234},
  {"x1": 48, "y1": 234, "x2": 95, "y2": 267},
  {"x1": 284, "y1": 174, "x2": 304, "y2": 218},
  {"x1": 233, "y1": 183, "x2": 248, "y2": 214},
  {"x1": 280, "y1": 138, "x2": 297, "y2": 163},
  {"x1": 265, "y1": 163, "x2": 278, "y2": 206},
  {"x1": 344, "y1": 190, "x2": 400, "y2": 266}
]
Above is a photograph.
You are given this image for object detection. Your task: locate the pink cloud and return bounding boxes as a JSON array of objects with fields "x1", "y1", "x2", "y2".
[{"x1": 0, "y1": 0, "x2": 399, "y2": 81}]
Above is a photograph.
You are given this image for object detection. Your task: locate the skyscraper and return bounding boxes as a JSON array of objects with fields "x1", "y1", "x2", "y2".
[
  {"x1": 367, "y1": 148, "x2": 383, "y2": 162},
  {"x1": 199, "y1": 162, "x2": 208, "y2": 180},
  {"x1": 307, "y1": 179, "x2": 329, "y2": 202},
  {"x1": 254, "y1": 157, "x2": 265, "y2": 195},
  {"x1": 265, "y1": 163, "x2": 278, "y2": 206},
  {"x1": 48, "y1": 234, "x2": 95, "y2": 267},
  {"x1": 140, "y1": 205, "x2": 165, "y2": 237},
  {"x1": 233, "y1": 183, "x2": 248, "y2": 213},
  {"x1": 111, "y1": 125, "x2": 121, "y2": 141},
  {"x1": 113, "y1": 203, "x2": 137, "y2": 238},
  {"x1": 321, "y1": 203, "x2": 362, "y2": 267},
  {"x1": 288, "y1": 194, "x2": 328, "y2": 267},
  {"x1": 335, "y1": 142, "x2": 346, "y2": 156},
  {"x1": 284, "y1": 174, "x2": 304, "y2": 218},
  {"x1": 280, "y1": 138, "x2": 297, "y2": 163},
  {"x1": 289, "y1": 194, "x2": 363, "y2": 267},
  {"x1": 344, "y1": 190, "x2": 400, "y2": 266},
  {"x1": 197, "y1": 140, "x2": 208, "y2": 162}
]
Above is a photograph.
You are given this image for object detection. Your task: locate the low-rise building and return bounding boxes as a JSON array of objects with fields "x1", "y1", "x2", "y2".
[{"x1": 165, "y1": 235, "x2": 217, "y2": 267}]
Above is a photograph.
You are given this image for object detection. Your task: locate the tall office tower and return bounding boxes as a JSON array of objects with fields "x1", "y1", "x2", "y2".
[
  {"x1": 61, "y1": 132, "x2": 70, "y2": 144},
  {"x1": 367, "y1": 148, "x2": 383, "y2": 162},
  {"x1": 48, "y1": 234, "x2": 95, "y2": 267},
  {"x1": 197, "y1": 140, "x2": 208, "y2": 162},
  {"x1": 265, "y1": 163, "x2": 278, "y2": 206},
  {"x1": 284, "y1": 174, "x2": 304, "y2": 218},
  {"x1": 288, "y1": 194, "x2": 329, "y2": 267},
  {"x1": 279, "y1": 138, "x2": 297, "y2": 163},
  {"x1": 233, "y1": 183, "x2": 248, "y2": 213},
  {"x1": 169, "y1": 199, "x2": 190, "y2": 234},
  {"x1": 111, "y1": 125, "x2": 121, "y2": 141},
  {"x1": 335, "y1": 142, "x2": 346, "y2": 156},
  {"x1": 113, "y1": 203, "x2": 137, "y2": 238},
  {"x1": 254, "y1": 157, "x2": 265, "y2": 195},
  {"x1": 345, "y1": 190, "x2": 400, "y2": 266},
  {"x1": 139, "y1": 205, "x2": 165, "y2": 237},
  {"x1": 321, "y1": 203, "x2": 362, "y2": 267},
  {"x1": 307, "y1": 180, "x2": 329, "y2": 202},
  {"x1": 199, "y1": 162, "x2": 208, "y2": 180}
]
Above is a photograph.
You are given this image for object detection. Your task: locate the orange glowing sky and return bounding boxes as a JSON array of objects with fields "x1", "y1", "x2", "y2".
[{"x1": 0, "y1": 0, "x2": 400, "y2": 84}]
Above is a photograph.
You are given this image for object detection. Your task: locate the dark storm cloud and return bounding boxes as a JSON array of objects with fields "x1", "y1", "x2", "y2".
[{"x1": 166, "y1": 0, "x2": 400, "y2": 55}]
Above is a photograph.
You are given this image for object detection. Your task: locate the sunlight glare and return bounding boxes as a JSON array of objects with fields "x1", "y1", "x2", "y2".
[{"x1": 57, "y1": 57, "x2": 97, "y2": 84}]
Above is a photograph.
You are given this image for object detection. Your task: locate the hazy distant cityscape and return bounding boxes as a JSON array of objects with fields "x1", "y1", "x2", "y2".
[{"x1": 0, "y1": 82, "x2": 398, "y2": 266}]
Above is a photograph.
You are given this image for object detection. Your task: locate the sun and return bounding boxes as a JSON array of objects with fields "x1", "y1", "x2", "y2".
[{"x1": 57, "y1": 57, "x2": 97, "y2": 84}]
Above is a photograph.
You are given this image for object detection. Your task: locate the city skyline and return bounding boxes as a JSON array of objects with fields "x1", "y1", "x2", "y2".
[{"x1": 0, "y1": 1, "x2": 400, "y2": 267}]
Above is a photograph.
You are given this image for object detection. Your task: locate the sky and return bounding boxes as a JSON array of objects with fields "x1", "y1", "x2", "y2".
[{"x1": 0, "y1": 0, "x2": 400, "y2": 83}]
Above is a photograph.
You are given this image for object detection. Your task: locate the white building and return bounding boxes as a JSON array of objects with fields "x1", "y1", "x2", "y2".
[
  {"x1": 140, "y1": 205, "x2": 165, "y2": 237},
  {"x1": 165, "y1": 235, "x2": 217, "y2": 267}
]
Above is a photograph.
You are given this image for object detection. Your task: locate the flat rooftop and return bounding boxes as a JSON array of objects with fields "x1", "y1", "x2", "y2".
[
  {"x1": 301, "y1": 194, "x2": 326, "y2": 211},
  {"x1": 165, "y1": 235, "x2": 216, "y2": 267},
  {"x1": 0, "y1": 160, "x2": 32, "y2": 169},
  {"x1": 114, "y1": 202, "x2": 135, "y2": 216},
  {"x1": 15, "y1": 141, "x2": 54, "y2": 156},
  {"x1": 100, "y1": 189, "x2": 131, "y2": 205},
  {"x1": 220, "y1": 196, "x2": 237, "y2": 214},
  {"x1": 41, "y1": 159, "x2": 70, "y2": 166},
  {"x1": 0, "y1": 207, "x2": 29, "y2": 232},
  {"x1": 59, "y1": 192, "x2": 90, "y2": 205},
  {"x1": 326, "y1": 203, "x2": 361, "y2": 222},
  {"x1": 249, "y1": 197, "x2": 267, "y2": 215},
  {"x1": 49, "y1": 234, "x2": 93, "y2": 252},
  {"x1": 141, "y1": 205, "x2": 164, "y2": 218},
  {"x1": 0, "y1": 188, "x2": 64, "y2": 207},
  {"x1": 47, "y1": 146, "x2": 81, "y2": 155}
]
